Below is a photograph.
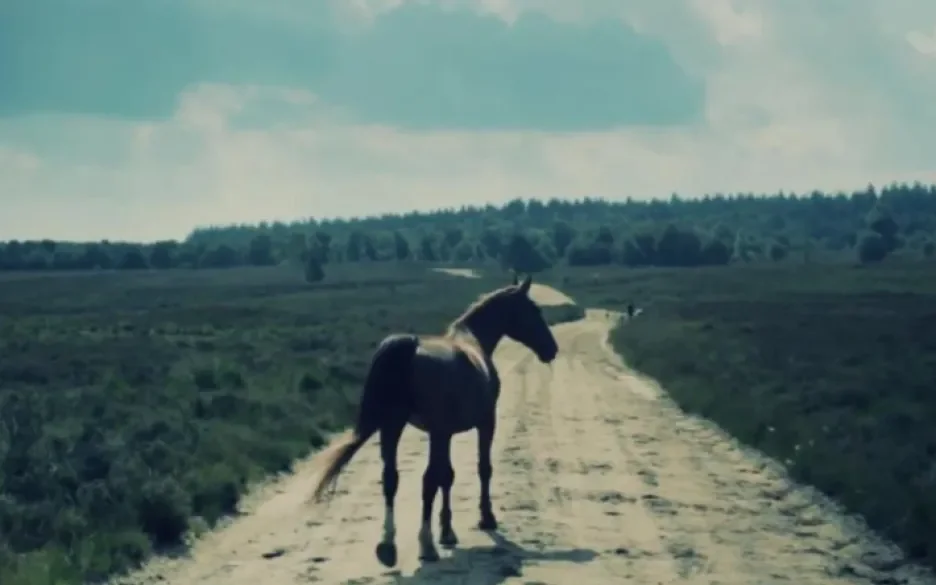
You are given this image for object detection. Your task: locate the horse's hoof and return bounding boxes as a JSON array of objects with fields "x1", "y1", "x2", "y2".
[
  {"x1": 478, "y1": 516, "x2": 498, "y2": 531},
  {"x1": 419, "y1": 547, "x2": 440, "y2": 563},
  {"x1": 375, "y1": 542, "x2": 397, "y2": 567},
  {"x1": 439, "y1": 531, "x2": 458, "y2": 549}
]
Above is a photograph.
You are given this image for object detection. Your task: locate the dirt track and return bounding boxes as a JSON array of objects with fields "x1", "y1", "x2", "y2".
[{"x1": 115, "y1": 285, "x2": 936, "y2": 585}]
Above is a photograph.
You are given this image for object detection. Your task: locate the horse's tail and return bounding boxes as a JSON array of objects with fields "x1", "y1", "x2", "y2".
[{"x1": 309, "y1": 333, "x2": 418, "y2": 503}]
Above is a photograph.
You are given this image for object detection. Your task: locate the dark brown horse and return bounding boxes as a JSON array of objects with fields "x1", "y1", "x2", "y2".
[{"x1": 309, "y1": 273, "x2": 559, "y2": 566}]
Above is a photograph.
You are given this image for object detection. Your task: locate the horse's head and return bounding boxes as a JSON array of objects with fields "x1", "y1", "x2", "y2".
[{"x1": 498, "y1": 273, "x2": 559, "y2": 364}]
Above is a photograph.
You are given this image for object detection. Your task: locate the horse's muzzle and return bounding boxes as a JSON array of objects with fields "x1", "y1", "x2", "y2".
[{"x1": 538, "y1": 345, "x2": 559, "y2": 364}]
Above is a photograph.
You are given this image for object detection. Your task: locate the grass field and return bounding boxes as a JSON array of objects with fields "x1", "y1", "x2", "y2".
[
  {"x1": 0, "y1": 263, "x2": 581, "y2": 584},
  {"x1": 597, "y1": 263, "x2": 936, "y2": 568}
]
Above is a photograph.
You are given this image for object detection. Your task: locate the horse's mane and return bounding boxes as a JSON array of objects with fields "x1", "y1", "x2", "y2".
[{"x1": 447, "y1": 284, "x2": 516, "y2": 334}]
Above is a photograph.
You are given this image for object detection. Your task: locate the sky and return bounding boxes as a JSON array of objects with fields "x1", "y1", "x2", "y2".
[{"x1": 1, "y1": 0, "x2": 935, "y2": 242}]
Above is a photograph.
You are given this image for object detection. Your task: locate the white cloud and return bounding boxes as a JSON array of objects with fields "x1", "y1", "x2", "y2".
[
  {"x1": 907, "y1": 28, "x2": 936, "y2": 56},
  {"x1": 1, "y1": 0, "x2": 935, "y2": 242},
  {"x1": 689, "y1": 0, "x2": 763, "y2": 46}
]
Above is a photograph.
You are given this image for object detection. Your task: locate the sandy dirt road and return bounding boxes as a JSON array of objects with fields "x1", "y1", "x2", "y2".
[{"x1": 116, "y1": 286, "x2": 935, "y2": 585}]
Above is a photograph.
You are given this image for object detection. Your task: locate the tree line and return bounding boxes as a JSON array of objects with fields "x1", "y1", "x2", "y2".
[{"x1": 2, "y1": 182, "x2": 935, "y2": 280}]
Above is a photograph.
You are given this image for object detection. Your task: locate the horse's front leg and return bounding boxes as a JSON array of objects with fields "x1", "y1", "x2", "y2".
[
  {"x1": 375, "y1": 418, "x2": 406, "y2": 567},
  {"x1": 437, "y1": 437, "x2": 458, "y2": 549},
  {"x1": 476, "y1": 421, "x2": 498, "y2": 530}
]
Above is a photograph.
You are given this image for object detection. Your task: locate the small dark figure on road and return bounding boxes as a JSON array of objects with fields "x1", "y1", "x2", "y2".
[{"x1": 626, "y1": 303, "x2": 636, "y2": 318}]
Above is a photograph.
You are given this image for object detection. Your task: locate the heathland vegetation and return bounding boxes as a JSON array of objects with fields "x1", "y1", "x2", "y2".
[{"x1": 2, "y1": 181, "x2": 936, "y2": 583}]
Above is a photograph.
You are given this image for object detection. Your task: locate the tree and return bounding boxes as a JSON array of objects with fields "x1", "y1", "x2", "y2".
[
  {"x1": 595, "y1": 226, "x2": 614, "y2": 247},
  {"x1": 551, "y1": 221, "x2": 576, "y2": 257},
  {"x1": 362, "y1": 236, "x2": 378, "y2": 261},
  {"x1": 247, "y1": 235, "x2": 275, "y2": 266},
  {"x1": 452, "y1": 240, "x2": 475, "y2": 262},
  {"x1": 200, "y1": 245, "x2": 240, "y2": 268},
  {"x1": 304, "y1": 254, "x2": 325, "y2": 282},
  {"x1": 479, "y1": 229, "x2": 503, "y2": 259},
  {"x1": 923, "y1": 241, "x2": 935, "y2": 259},
  {"x1": 443, "y1": 228, "x2": 464, "y2": 249},
  {"x1": 769, "y1": 241, "x2": 788, "y2": 262},
  {"x1": 866, "y1": 204, "x2": 899, "y2": 243},
  {"x1": 856, "y1": 232, "x2": 891, "y2": 264},
  {"x1": 656, "y1": 225, "x2": 702, "y2": 267},
  {"x1": 149, "y1": 241, "x2": 177, "y2": 269},
  {"x1": 567, "y1": 242, "x2": 612, "y2": 266},
  {"x1": 502, "y1": 233, "x2": 550, "y2": 273},
  {"x1": 419, "y1": 235, "x2": 437, "y2": 261},
  {"x1": 287, "y1": 232, "x2": 308, "y2": 264},
  {"x1": 393, "y1": 231, "x2": 411, "y2": 260},
  {"x1": 117, "y1": 248, "x2": 149, "y2": 270},
  {"x1": 700, "y1": 238, "x2": 732, "y2": 265},
  {"x1": 346, "y1": 232, "x2": 363, "y2": 262},
  {"x1": 314, "y1": 231, "x2": 332, "y2": 263}
]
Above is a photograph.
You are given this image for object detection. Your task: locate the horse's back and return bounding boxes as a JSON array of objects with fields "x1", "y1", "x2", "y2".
[{"x1": 409, "y1": 335, "x2": 497, "y2": 434}]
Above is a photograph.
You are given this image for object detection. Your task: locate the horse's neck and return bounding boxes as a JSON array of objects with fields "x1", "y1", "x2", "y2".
[{"x1": 449, "y1": 318, "x2": 502, "y2": 357}]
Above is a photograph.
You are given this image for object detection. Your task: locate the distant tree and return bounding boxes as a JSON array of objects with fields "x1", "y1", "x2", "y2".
[
  {"x1": 247, "y1": 235, "x2": 275, "y2": 266},
  {"x1": 80, "y1": 244, "x2": 114, "y2": 270},
  {"x1": 567, "y1": 242, "x2": 612, "y2": 266},
  {"x1": 305, "y1": 254, "x2": 325, "y2": 283},
  {"x1": 632, "y1": 232, "x2": 656, "y2": 263},
  {"x1": 117, "y1": 248, "x2": 149, "y2": 270},
  {"x1": 620, "y1": 239, "x2": 647, "y2": 266},
  {"x1": 655, "y1": 225, "x2": 703, "y2": 267},
  {"x1": 314, "y1": 231, "x2": 332, "y2": 263},
  {"x1": 594, "y1": 226, "x2": 614, "y2": 247},
  {"x1": 393, "y1": 231, "x2": 411, "y2": 260},
  {"x1": 200, "y1": 245, "x2": 240, "y2": 268},
  {"x1": 362, "y1": 236, "x2": 378, "y2": 261},
  {"x1": 856, "y1": 231, "x2": 891, "y2": 264},
  {"x1": 443, "y1": 228, "x2": 464, "y2": 249},
  {"x1": 452, "y1": 240, "x2": 475, "y2": 262},
  {"x1": 287, "y1": 232, "x2": 308, "y2": 264},
  {"x1": 345, "y1": 232, "x2": 363, "y2": 262},
  {"x1": 552, "y1": 221, "x2": 576, "y2": 257},
  {"x1": 149, "y1": 241, "x2": 177, "y2": 269},
  {"x1": 419, "y1": 234, "x2": 437, "y2": 261},
  {"x1": 769, "y1": 241, "x2": 788, "y2": 262},
  {"x1": 479, "y1": 229, "x2": 503, "y2": 259},
  {"x1": 700, "y1": 238, "x2": 732, "y2": 265},
  {"x1": 11, "y1": 180, "x2": 936, "y2": 275},
  {"x1": 502, "y1": 233, "x2": 551, "y2": 273},
  {"x1": 866, "y1": 204, "x2": 899, "y2": 245},
  {"x1": 924, "y1": 240, "x2": 936, "y2": 259}
]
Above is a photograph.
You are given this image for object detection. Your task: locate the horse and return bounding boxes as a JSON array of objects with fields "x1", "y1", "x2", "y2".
[{"x1": 308, "y1": 273, "x2": 559, "y2": 567}]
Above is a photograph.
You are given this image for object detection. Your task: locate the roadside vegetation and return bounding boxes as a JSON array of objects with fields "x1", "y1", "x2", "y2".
[
  {"x1": 608, "y1": 264, "x2": 936, "y2": 568},
  {"x1": 0, "y1": 264, "x2": 579, "y2": 584}
]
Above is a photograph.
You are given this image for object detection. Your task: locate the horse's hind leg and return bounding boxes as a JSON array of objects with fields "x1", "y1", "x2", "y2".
[
  {"x1": 476, "y1": 421, "x2": 498, "y2": 530},
  {"x1": 375, "y1": 417, "x2": 406, "y2": 568},
  {"x1": 418, "y1": 432, "x2": 451, "y2": 562}
]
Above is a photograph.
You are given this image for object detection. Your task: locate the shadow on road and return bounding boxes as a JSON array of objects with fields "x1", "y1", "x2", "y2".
[{"x1": 386, "y1": 530, "x2": 597, "y2": 585}]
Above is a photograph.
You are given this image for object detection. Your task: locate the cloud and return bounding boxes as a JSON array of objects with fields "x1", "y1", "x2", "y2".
[
  {"x1": 1, "y1": 0, "x2": 702, "y2": 130},
  {"x1": 1, "y1": 0, "x2": 934, "y2": 242}
]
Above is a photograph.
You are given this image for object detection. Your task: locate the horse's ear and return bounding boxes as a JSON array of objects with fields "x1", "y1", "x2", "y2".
[{"x1": 519, "y1": 274, "x2": 532, "y2": 294}]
